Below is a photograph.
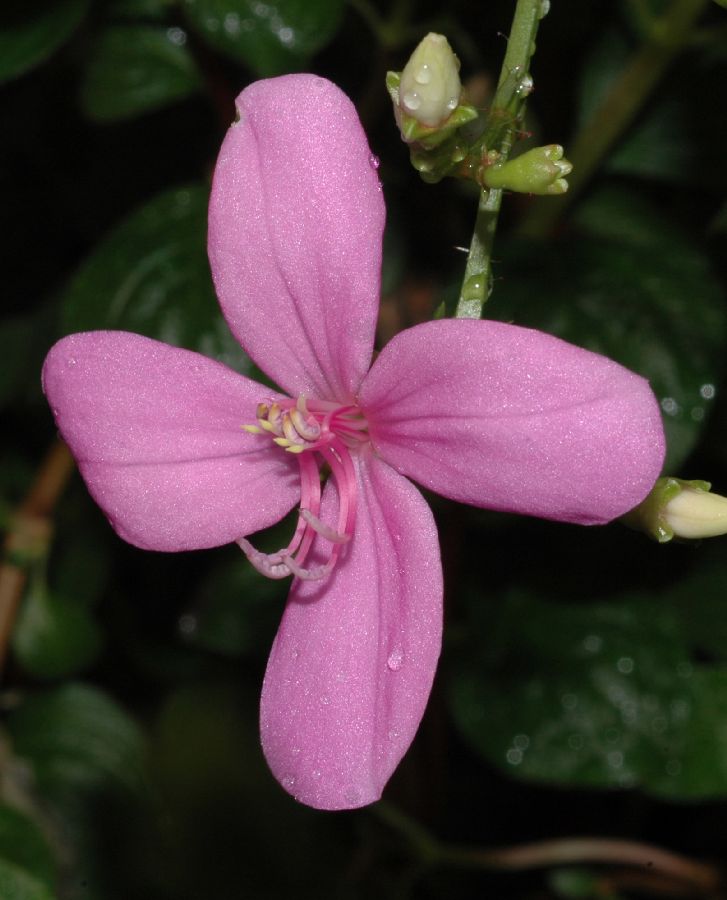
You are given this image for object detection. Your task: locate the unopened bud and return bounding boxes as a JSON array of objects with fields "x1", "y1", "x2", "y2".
[
  {"x1": 664, "y1": 484, "x2": 727, "y2": 539},
  {"x1": 482, "y1": 144, "x2": 572, "y2": 195},
  {"x1": 623, "y1": 477, "x2": 727, "y2": 542},
  {"x1": 398, "y1": 33, "x2": 462, "y2": 128}
]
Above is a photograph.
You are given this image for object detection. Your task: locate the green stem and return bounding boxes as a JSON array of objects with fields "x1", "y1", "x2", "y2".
[
  {"x1": 455, "y1": 0, "x2": 543, "y2": 318},
  {"x1": 518, "y1": 0, "x2": 709, "y2": 239}
]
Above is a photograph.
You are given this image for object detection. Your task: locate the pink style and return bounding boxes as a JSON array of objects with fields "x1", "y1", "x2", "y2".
[{"x1": 42, "y1": 75, "x2": 665, "y2": 811}]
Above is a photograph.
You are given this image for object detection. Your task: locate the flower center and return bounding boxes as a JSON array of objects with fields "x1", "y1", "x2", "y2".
[{"x1": 238, "y1": 395, "x2": 368, "y2": 581}]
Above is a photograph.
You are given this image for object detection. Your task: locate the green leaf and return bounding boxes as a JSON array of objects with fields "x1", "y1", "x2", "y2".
[
  {"x1": 12, "y1": 578, "x2": 102, "y2": 680},
  {"x1": 0, "y1": 806, "x2": 56, "y2": 892},
  {"x1": 492, "y1": 188, "x2": 727, "y2": 471},
  {"x1": 0, "y1": 0, "x2": 89, "y2": 84},
  {"x1": 0, "y1": 860, "x2": 55, "y2": 900},
  {"x1": 80, "y1": 25, "x2": 202, "y2": 122},
  {"x1": 61, "y1": 184, "x2": 254, "y2": 372},
  {"x1": 184, "y1": 551, "x2": 285, "y2": 658},
  {"x1": 182, "y1": 0, "x2": 345, "y2": 76},
  {"x1": 7, "y1": 683, "x2": 146, "y2": 799},
  {"x1": 449, "y1": 586, "x2": 727, "y2": 799},
  {"x1": 578, "y1": 30, "x2": 727, "y2": 187}
]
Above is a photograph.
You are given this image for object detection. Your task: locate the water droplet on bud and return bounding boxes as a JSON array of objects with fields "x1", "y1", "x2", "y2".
[
  {"x1": 402, "y1": 91, "x2": 421, "y2": 111},
  {"x1": 387, "y1": 648, "x2": 404, "y2": 671},
  {"x1": 415, "y1": 64, "x2": 431, "y2": 85}
]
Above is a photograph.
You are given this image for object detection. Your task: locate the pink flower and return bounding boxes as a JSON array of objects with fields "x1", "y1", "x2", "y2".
[{"x1": 43, "y1": 75, "x2": 665, "y2": 811}]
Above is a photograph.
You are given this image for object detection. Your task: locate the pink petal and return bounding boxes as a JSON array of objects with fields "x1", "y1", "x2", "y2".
[
  {"x1": 43, "y1": 332, "x2": 299, "y2": 550},
  {"x1": 260, "y1": 451, "x2": 442, "y2": 810},
  {"x1": 208, "y1": 75, "x2": 385, "y2": 402},
  {"x1": 360, "y1": 320, "x2": 665, "y2": 524}
]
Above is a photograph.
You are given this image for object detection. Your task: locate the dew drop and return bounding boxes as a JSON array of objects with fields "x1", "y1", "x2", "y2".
[
  {"x1": 278, "y1": 26, "x2": 294, "y2": 45},
  {"x1": 665, "y1": 758, "x2": 682, "y2": 776},
  {"x1": 281, "y1": 774, "x2": 296, "y2": 790},
  {"x1": 166, "y1": 26, "x2": 186, "y2": 45},
  {"x1": 607, "y1": 750, "x2": 624, "y2": 769},
  {"x1": 369, "y1": 153, "x2": 380, "y2": 170},
  {"x1": 415, "y1": 64, "x2": 432, "y2": 85},
  {"x1": 462, "y1": 273, "x2": 486, "y2": 303},
  {"x1": 513, "y1": 733, "x2": 530, "y2": 750},
  {"x1": 224, "y1": 12, "x2": 240, "y2": 34},
  {"x1": 506, "y1": 748, "x2": 523, "y2": 766},
  {"x1": 178, "y1": 613, "x2": 197, "y2": 636},
  {"x1": 538, "y1": 0, "x2": 550, "y2": 17},
  {"x1": 387, "y1": 648, "x2": 404, "y2": 671},
  {"x1": 446, "y1": 96, "x2": 459, "y2": 111},
  {"x1": 616, "y1": 656, "x2": 634, "y2": 675},
  {"x1": 582, "y1": 634, "x2": 602, "y2": 654},
  {"x1": 320, "y1": 694, "x2": 330, "y2": 706},
  {"x1": 516, "y1": 74, "x2": 534, "y2": 97},
  {"x1": 387, "y1": 729, "x2": 399, "y2": 742},
  {"x1": 700, "y1": 383, "x2": 716, "y2": 400},
  {"x1": 402, "y1": 91, "x2": 421, "y2": 111},
  {"x1": 311, "y1": 769, "x2": 321, "y2": 780},
  {"x1": 66, "y1": 357, "x2": 77, "y2": 367},
  {"x1": 661, "y1": 396, "x2": 679, "y2": 416}
]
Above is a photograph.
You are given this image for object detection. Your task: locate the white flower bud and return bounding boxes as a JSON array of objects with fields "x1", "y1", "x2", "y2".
[
  {"x1": 399, "y1": 33, "x2": 462, "y2": 128},
  {"x1": 663, "y1": 486, "x2": 727, "y2": 539}
]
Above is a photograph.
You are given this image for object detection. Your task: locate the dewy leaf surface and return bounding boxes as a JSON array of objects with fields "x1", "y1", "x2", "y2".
[
  {"x1": 182, "y1": 0, "x2": 345, "y2": 76},
  {"x1": 80, "y1": 25, "x2": 202, "y2": 122},
  {"x1": 61, "y1": 184, "x2": 255, "y2": 374}
]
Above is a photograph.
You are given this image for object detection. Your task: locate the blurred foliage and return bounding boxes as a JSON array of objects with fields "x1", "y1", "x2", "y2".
[{"x1": 2, "y1": 0, "x2": 727, "y2": 898}]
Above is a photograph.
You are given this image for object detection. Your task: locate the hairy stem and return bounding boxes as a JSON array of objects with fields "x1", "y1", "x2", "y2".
[
  {"x1": 518, "y1": 0, "x2": 709, "y2": 239},
  {"x1": 456, "y1": 0, "x2": 544, "y2": 318}
]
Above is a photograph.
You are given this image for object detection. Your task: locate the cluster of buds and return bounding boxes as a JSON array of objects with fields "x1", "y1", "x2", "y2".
[{"x1": 388, "y1": 32, "x2": 572, "y2": 194}]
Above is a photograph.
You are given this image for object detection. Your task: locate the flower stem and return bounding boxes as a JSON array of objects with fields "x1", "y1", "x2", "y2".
[
  {"x1": 517, "y1": 0, "x2": 709, "y2": 239},
  {"x1": 371, "y1": 803, "x2": 721, "y2": 893},
  {"x1": 0, "y1": 440, "x2": 74, "y2": 677},
  {"x1": 455, "y1": 0, "x2": 544, "y2": 318}
]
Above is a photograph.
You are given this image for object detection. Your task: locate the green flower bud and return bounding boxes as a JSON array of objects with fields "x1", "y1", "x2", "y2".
[
  {"x1": 623, "y1": 477, "x2": 727, "y2": 542},
  {"x1": 482, "y1": 144, "x2": 572, "y2": 195},
  {"x1": 398, "y1": 33, "x2": 462, "y2": 128}
]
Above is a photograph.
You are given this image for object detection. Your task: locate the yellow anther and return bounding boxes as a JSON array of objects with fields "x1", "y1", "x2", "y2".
[
  {"x1": 273, "y1": 437, "x2": 291, "y2": 448},
  {"x1": 282, "y1": 416, "x2": 304, "y2": 445},
  {"x1": 259, "y1": 420, "x2": 277, "y2": 433},
  {"x1": 256, "y1": 402, "x2": 269, "y2": 419},
  {"x1": 268, "y1": 402, "x2": 281, "y2": 422},
  {"x1": 242, "y1": 424, "x2": 263, "y2": 434},
  {"x1": 285, "y1": 444, "x2": 306, "y2": 454}
]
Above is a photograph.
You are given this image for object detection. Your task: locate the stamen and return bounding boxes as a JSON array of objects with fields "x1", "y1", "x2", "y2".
[
  {"x1": 300, "y1": 508, "x2": 350, "y2": 543},
  {"x1": 238, "y1": 395, "x2": 366, "y2": 582}
]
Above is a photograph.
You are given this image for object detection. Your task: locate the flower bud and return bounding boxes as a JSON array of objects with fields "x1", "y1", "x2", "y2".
[
  {"x1": 623, "y1": 477, "x2": 727, "y2": 542},
  {"x1": 482, "y1": 144, "x2": 572, "y2": 195},
  {"x1": 663, "y1": 485, "x2": 727, "y2": 539},
  {"x1": 398, "y1": 33, "x2": 462, "y2": 128}
]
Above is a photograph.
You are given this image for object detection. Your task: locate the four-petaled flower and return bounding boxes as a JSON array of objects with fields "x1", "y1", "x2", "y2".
[{"x1": 42, "y1": 75, "x2": 665, "y2": 810}]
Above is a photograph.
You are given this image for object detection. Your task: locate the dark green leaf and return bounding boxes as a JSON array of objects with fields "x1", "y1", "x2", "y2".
[
  {"x1": 184, "y1": 551, "x2": 285, "y2": 658},
  {"x1": 492, "y1": 189, "x2": 727, "y2": 470},
  {"x1": 8, "y1": 683, "x2": 146, "y2": 798},
  {"x1": 107, "y1": 0, "x2": 172, "y2": 18},
  {"x1": 578, "y1": 30, "x2": 727, "y2": 187},
  {"x1": 183, "y1": 0, "x2": 345, "y2": 76},
  {"x1": 80, "y1": 25, "x2": 202, "y2": 122},
  {"x1": 0, "y1": 860, "x2": 55, "y2": 900},
  {"x1": 61, "y1": 184, "x2": 254, "y2": 372},
  {"x1": 0, "y1": 0, "x2": 89, "y2": 84},
  {"x1": 0, "y1": 806, "x2": 56, "y2": 892},
  {"x1": 12, "y1": 578, "x2": 102, "y2": 680}
]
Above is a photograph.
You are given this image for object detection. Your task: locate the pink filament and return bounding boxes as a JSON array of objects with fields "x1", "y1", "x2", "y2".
[{"x1": 237, "y1": 397, "x2": 363, "y2": 581}]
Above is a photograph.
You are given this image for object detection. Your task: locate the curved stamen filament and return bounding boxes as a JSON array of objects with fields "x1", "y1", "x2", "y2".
[{"x1": 238, "y1": 396, "x2": 365, "y2": 581}]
